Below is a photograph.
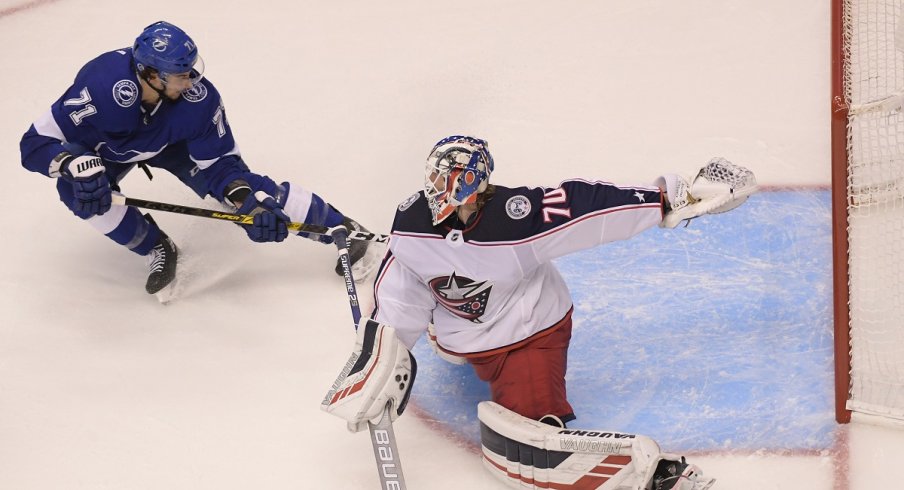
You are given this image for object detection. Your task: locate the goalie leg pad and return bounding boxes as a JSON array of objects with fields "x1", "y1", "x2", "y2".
[
  {"x1": 477, "y1": 402, "x2": 715, "y2": 490},
  {"x1": 321, "y1": 319, "x2": 417, "y2": 433}
]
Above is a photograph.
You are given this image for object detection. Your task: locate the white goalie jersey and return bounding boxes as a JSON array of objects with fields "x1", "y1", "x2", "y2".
[{"x1": 371, "y1": 181, "x2": 665, "y2": 356}]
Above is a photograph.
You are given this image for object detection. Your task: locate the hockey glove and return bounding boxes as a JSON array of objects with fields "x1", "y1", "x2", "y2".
[
  {"x1": 322, "y1": 319, "x2": 417, "y2": 432},
  {"x1": 236, "y1": 190, "x2": 291, "y2": 242},
  {"x1": 54, "y1": 152, "x2": 112, "y2": 219},
  {"x1": 656, "y1": 157, "x2": 757, "y2": 228}
]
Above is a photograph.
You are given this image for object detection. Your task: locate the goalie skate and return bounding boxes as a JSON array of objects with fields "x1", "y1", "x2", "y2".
[{"x1": 651, "y1": 457, "x2": 715, "y2": 490}]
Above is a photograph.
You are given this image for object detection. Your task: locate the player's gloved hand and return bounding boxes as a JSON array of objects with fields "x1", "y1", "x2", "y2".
[
  {"x1": 237, "y1": 191, "x2": 291, "y2": 242},
  {"x1": 55, "y1": 152, "x2": 112, "y2": 219},
  {"x1": 321, "y1": 319, "x2": 416, "y2": 433},
  {"x1": 656, "y1": 158, "x2": 757, "y2": 228}
]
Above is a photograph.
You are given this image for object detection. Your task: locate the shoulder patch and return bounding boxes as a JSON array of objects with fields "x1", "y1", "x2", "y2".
[
  {"x1": 112, "y1": 80, "x2": 139, "y2": 108},
  {"x1": 505, "y1": 195, "x2": 531, "y2": 219},
  {"x1": 181, "y1": 82, "x2": 208, "y2": 103},
  {"x1": 398, "y1": 192, "x2": 421, "y2": 212}
]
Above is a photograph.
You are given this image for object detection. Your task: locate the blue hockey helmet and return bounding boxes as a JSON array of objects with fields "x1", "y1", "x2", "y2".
[
  {"x1": 424, "y1": 135, "x2": 494, "y2": 225},
  {"x1": 132, "y1": 21, "x2": 204, "y2": 84}
]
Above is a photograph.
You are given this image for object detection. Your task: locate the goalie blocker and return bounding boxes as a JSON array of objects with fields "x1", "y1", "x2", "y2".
[
  {"x1": 656, "y1": 157, "x2": 757, "y2": 229},
  {"x1": 322, "y1": 318, "x2": 417, "y2": 432},
  {"x1": 479, "y1": 402, "x2": 715, "y2": 490}
]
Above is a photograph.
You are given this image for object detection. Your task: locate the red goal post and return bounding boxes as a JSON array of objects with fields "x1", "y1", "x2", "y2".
[{"x1": 832, "y1": 0, "x2": 904, "y2": 425}]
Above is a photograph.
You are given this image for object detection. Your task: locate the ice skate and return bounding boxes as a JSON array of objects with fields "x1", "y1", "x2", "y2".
[
  {"x1": 145, "y1": 230, "x2": 179, "y2": 303},
  {"x1": 651, "y1": 456, "x2": 716, "y2": 490}
]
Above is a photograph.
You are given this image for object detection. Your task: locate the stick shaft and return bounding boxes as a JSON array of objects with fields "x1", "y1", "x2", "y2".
[
  {"x1": 111, "y1": 195, "x2": 388, "y2": 242},
  {"x1": 331, "y1": 228, "x2": 407, "y2": 490}
]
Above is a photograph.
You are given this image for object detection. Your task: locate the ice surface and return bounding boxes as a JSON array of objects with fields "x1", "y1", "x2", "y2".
[{"x1": 2, "y1": 1, "x2": 902, "y2": 489}]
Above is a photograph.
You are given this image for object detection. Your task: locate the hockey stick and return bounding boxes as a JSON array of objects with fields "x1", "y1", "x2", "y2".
[
  {"x1": 331, "y1": 226, "x2": 407, "y2": 490},
  {"x1": 110, "y1": 194, "x2": 389, "y2": 243}
]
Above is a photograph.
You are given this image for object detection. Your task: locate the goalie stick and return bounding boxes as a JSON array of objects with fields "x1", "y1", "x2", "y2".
[
  {"x1": 110, "y1": 195, "x2": 389, "y2": 243},
  {"x1": 331, "y1": 226, "x2": 407, "y2": 490}
]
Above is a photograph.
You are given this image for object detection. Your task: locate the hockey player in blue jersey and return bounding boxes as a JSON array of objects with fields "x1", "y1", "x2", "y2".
[{"x1": 19, "y1": 21, "x2": 373, "y2": 296}]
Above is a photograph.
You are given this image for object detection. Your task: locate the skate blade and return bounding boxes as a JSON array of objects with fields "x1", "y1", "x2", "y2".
[
  {"x1": 153, "y1": 275, "x2": 181, "y2": 304},
  {"x1": 695, "y1": 477, "x2": 716, "y2": 490}
]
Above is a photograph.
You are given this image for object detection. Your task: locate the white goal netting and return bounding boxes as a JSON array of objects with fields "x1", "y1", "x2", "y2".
[{"x1": 844, "y1": 0, "x2": 904, "y2": 420}]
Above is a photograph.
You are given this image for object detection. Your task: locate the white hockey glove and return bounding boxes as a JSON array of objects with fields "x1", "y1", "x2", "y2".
[
  {"x1": 321, "y1": 319, "x2": 417, "y2": 433},
  {"x1": 478, "y1": 401, "x2": 715, "y2": 490},
  {"x1": 656, "y1": 157, "x2": 757, "y2": 228}
]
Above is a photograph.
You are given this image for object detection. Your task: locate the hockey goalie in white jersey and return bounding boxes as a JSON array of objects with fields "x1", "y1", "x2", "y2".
[{"x1": 323, "y1": 135, "x2": 756, "y2": 490}]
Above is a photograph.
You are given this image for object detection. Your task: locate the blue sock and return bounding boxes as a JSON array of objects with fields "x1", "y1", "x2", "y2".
[{"x1": 106, "y1": 208, "x2": 160, "y2": 255}]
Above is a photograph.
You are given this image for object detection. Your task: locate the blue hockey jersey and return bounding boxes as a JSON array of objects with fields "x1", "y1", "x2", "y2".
[{"x1": 20, "y1": 48, "x2": 240, "y2": 198}]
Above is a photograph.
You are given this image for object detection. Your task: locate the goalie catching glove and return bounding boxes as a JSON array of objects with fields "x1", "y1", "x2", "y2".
[
  {"x1": 321, "y1": 319, "x2": 417, "y2": 432},
  {"x1": 656, "y1": 157, "x2": 757, "y2": 228}
]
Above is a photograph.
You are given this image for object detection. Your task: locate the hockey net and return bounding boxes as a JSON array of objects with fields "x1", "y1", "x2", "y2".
[{"x1": 833, "y1": 0, "x2": 904, "y2": 423}]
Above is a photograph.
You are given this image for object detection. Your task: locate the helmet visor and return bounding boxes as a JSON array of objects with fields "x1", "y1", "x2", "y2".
[{"x1": 160, "y1": 55, "x2": 205, "y2": 87}]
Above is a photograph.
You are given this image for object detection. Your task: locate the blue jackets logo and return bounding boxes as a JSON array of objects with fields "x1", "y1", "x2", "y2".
[{"x1": 428, "y1": 272, "x2": 492, "y2": 323}]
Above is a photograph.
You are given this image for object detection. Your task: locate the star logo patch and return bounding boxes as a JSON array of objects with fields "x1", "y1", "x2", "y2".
[{"x1": 428, "y1": 272, "x2": 493, "y2": 323}]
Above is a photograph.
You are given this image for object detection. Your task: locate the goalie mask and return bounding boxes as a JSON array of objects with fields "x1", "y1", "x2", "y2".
[{"x1": 424, "y1": 135, "x2": 495, "y2": 225}]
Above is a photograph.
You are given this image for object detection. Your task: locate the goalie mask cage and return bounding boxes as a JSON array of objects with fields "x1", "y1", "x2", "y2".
[{"x1": 832, "y1": 0, "x2": 904, "y2": 424}]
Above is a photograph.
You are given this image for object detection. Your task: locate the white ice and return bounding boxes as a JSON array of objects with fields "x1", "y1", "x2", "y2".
[{"x1": 1, "y1": 0, "x2": 902, "y2": 489}]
